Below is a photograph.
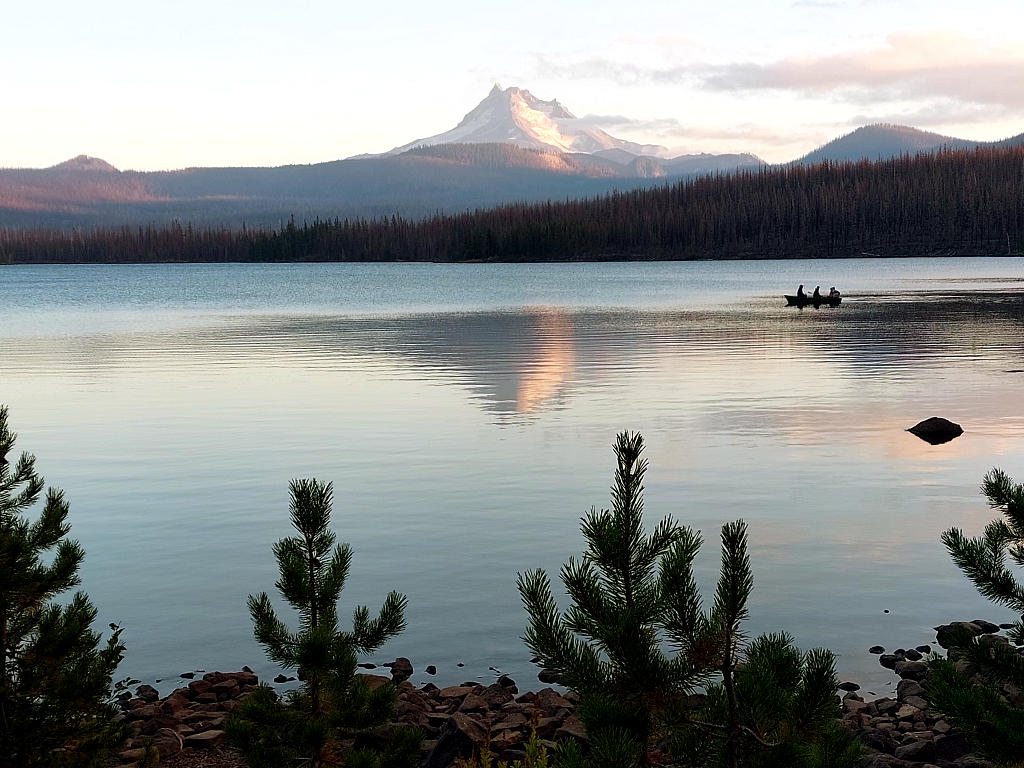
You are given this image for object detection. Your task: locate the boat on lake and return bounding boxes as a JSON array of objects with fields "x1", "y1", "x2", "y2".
[{"x1": 784, "y1": 294, "x2": 842, "y2": 306}]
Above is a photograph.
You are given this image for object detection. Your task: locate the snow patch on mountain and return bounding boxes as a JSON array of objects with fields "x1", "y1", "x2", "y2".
[{"x1": 389, "y1": 84, "x2": 669, "y2": 158}]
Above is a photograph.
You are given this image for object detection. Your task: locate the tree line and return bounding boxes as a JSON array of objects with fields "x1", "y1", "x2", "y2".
[{"x1": 2, "y1": 146, "x2": 1023, "y2": 264}]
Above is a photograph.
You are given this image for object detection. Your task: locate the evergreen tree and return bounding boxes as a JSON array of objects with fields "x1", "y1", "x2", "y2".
[
  {"x1": 226, "y1": 478, "x2": 421, "y2": 768},
  {"x1": 518, "y1": 432, "x2": 858, "y2": 768},
  {"x1": 928, "y1": 468, "x2": 1024, "y2": 763},
  {"x1": 673, "y1": 633, "x2": 859, "y2": 768},
  {"x1": 0, "y1": 405, "x2": 128, "y2": 767},
  {"x1": 517, "y1": 432, "x2": 703, "y2": 767}
]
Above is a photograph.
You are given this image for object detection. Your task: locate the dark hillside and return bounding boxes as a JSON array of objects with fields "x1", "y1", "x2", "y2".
[{"x1": 3, "y1": 146, "x2": 1022, "y2": 263}]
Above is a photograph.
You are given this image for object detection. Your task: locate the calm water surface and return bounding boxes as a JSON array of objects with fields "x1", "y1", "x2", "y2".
[{"x1": 2, "y1": 258, "x2": 1024, "y2": 697}]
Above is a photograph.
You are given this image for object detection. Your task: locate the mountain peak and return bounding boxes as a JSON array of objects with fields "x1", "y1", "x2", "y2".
[
  {"x1": 52, "y1": 155, "x2": 119, "y2": 172},
  {"x1": 389, "y1": 84, "x2": 665, "y2": 158}
]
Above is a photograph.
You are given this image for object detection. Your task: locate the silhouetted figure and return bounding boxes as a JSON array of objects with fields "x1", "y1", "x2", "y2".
[
  {"x1": 829, "y1": 286, "x2": 840, "y2": 299},
  {"x1": 796, "y1": 284, "x2": 806, "y2": 299},
  {"x1": 813, "y1": 285, "x2": 821, "y2": 300}
]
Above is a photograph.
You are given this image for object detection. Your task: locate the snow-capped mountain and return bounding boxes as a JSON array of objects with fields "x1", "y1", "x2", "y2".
[{"x1": 389, "y1": 84, "x2": 669, "y2": 157}]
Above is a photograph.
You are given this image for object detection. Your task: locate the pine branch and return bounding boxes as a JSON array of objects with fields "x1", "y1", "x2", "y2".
[{"x1": 942, "y1": 527, "x2": 1024, "y2": 612}]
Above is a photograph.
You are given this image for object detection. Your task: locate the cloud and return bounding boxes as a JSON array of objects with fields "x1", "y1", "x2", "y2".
[
  {"x1": 575, "y1": 114, "x2": 808, "y2": 147},
  {"x1": 537, "y1": 32, "x2": 1024, "y2": 112},
  {"x1": 700, "y1": 33, "x2": 1024, "y2": 108},
  {"x1": 846, "y1": 100, "x2": 1017, "y2": 129}
]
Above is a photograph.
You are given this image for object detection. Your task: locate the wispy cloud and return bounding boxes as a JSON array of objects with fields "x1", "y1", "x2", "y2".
[
  {"x1": 537, "y1": 32, "x2": 1024, "y2": 112},
  {"x1": 847, "y1": 100, "x2": 1017, "y2": 129},
  {"x1": 575, "y1": 114, "x2": 808, "y2": 147}
]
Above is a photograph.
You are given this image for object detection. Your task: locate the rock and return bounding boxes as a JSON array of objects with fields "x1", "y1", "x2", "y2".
[
  {"x1": 1000, "y1": 623, "x2": 1015, "y2": 630},
  {"x1": 935, "y1": 621, "x2": 984, "y2": 649},
  {"x1": 425, "y1": 665, "x2": 437, "y2": 675},
  {"x1": 152, "y1": 728, "x2": 184, "y2": 758},
  {"x1": 389, "y1": 657, "x2": 413, "y2": 683},
  {"x1": 538, "y1": 669, "x2": 560, "y2": 684},
  {"x1": 879, "y1": 654, "x2": 900, "y2": 669},
  {"x1": 183, "y1": 730, "x2": 226, "y2": 749},
  {"x1": 160, "y1": 694, "x2": 191, "y2": 714},
  {"x1": 480, "y1": 682, "x2": 515, "y2": 709},
  {"x1": 179, "y1": 672, "x2": 195, "y2": 679},
  {"x1": 359, "y1": 674, "x2": 392, "y2": 691},
  {"x1": 457, "y1": 693, "x2": 488, "y2": 713},
  {"x1": 493, "y1": 712, "x2": 529, "y2": 732},
  {"x1": 135, "y1": 684, "x2": 160, "y2": 703},
  {"x1": 894, "y1": 738, "x2": 935, "y2": 761},
  {"x1": 439, "y1": 685, "x2": 476, "y2": 700},
  {"x1": 894, "y1": 660, "x2": 929, "y2": 681},
  {"x1": 118, "y1": 748, "x2": 147, "y2": 764},
  {"x1": 843, "y1": 699, "x2": 870, "y2": 714},
  {"x1": 954, "y1": 757, "x2": 995, "y2": 768},
  {"x1": 357, "y1": 662, "x2": 377, "y2": 669},
  {"x1": 934, "y1": 732, "x2": 972, "y2": 762},
  {"x1": 875, "y1": 698, "x2": 900, "y2": 714},
  {"x1": 424, "y1": 713, "x2": 488, "y2": 768},
  {"x1": 496, "y1": 674, "x2": 517, "y2": 690},
  {"x1": 896, "y1": 679, "x2": 924, "y2": 700},
  {"x1": 554, "y1": 715, "x2": 587, "y2": 742},
  {"x1": 860, "y1": 755, "x2": 905, "y2": 768},
  {"x1": 903, "y1": 695, "x2": 929, "y2": 710},
  {"x1": 838, "y1": 681, "x2": 860, "y2": 692},
  {"x1": 210, "y1": 679, "x2": 239, "y2": 699},
  {"x1": 972, "y1": 619, "x2": 1000, "y2": 634},
  {"x1": 273, "y1": 674, "x2": 289, "y2": 683},
  {"x1": 907, "y1": 417, "x2": 963, "y2": 445},
  {"x1": 896, "y1": 704, "x2": 923, "y2": 720},
  {"x1": 903, "y1": 649, "x2": 923, "y2": 661},
  {"x1": 869, "y1": 645, "x2": 886, "y2": 654},
  {"x1": 915, "y1": 644, "x2": 932, "y2": 654},
  {"x1": 534, "y1": 688, "x2": 574, "y2": 711}
]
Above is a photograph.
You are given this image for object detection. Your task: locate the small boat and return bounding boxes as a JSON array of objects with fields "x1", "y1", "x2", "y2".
[{"x1": 784, "y1": 294, "x2": 842, "y2": 306}]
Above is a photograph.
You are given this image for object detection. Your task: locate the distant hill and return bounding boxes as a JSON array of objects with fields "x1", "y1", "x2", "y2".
[
  {"x1": 0, "y1": 142, "x2": 764, "y2": 229},
  {"x1": 792, "y1": 124, "x2": 1022, "y2": 165},
  {"x1": 7, "y1": 145, "x2": 1023, "y2": 264},
  {"x1": 1, "y1": 82, "x2": 1021, "y2": 230},
  {"x1": 51, "y1": 155, "x2": 120, "y2": 173}
]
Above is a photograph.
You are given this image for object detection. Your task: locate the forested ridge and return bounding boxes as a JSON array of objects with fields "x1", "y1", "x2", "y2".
[{"x1": 2, "y1": 146, "x2": 1023, "y2": 264}]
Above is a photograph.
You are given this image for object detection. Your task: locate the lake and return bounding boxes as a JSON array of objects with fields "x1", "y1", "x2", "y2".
[{"x1": 2, "y1": 258, "x2": 1023, "y2": 697}]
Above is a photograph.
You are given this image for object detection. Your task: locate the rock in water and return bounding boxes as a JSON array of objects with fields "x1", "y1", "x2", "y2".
[{"x1": 907, "y1": 417, "x2": 963, "y2": 444}]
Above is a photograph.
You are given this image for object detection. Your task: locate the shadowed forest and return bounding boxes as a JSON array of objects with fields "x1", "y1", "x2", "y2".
[{"x1": 2, "y1": 146, "x2": 1023, "y2": 264}]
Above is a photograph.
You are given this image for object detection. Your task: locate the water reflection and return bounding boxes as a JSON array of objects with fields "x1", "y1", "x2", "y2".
[
  {"x1": 5, "y1": 286, "x2": 1024, "y2": 695},
  {"x1": 6, "y1": 294, "x2": 1024, "y2": 427}
]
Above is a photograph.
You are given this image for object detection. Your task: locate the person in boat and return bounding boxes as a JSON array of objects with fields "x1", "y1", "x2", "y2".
[
  {"x1": 796, "y1": 284, "x2": 806, "y2": 299},
  {"x1": 829, "y1": 286, "x2": 840, "y2": 299},
  {"x1": 812, "y1": 285, "x2": 821, "y2": 300}
]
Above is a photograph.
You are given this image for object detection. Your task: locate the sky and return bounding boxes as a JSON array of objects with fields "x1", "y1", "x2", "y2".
[{"x1": 3, "y1": 0, "x2": 1023, "y2": 170}]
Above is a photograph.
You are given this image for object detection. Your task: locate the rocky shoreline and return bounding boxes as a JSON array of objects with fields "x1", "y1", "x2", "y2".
[
  {"x1": 117, "y1": 618, "x2": 1016, "y2": 768},
  {"x1": 115, "y1": 664, "x2": 584, "y2": 767}
]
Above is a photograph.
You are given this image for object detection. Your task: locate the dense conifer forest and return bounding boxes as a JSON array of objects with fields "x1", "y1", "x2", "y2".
[{"x1": 2, "y1": 146, "x2": 1022, "y2": 264}]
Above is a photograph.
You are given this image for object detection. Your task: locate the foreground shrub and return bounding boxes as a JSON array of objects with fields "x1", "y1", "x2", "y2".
[
  {"x1": 928, "y1": 468, "x2": 1024, "y2": 764},
  {"x1": 226, "y1": 478, "x2": 421, "y2": 768},
  {"x1": 0, "y1": 405, "x2": 128, "y2": 767},
  {"x1": 518, "y1": 431, "x2": 859, "y2": 768}
]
